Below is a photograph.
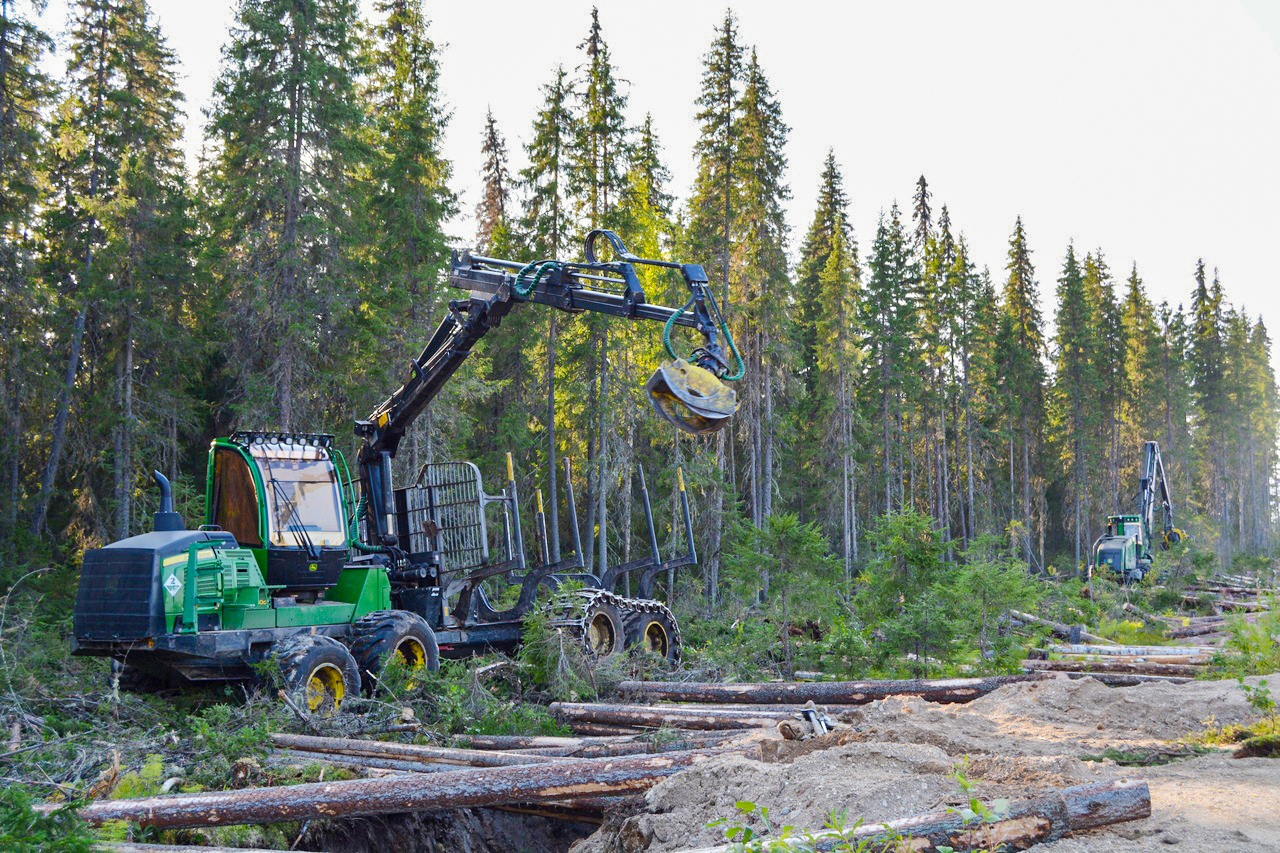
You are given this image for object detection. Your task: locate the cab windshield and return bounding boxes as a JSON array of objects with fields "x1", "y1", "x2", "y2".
[{"x1": 248, "y1": 443, "x2": 346, "y2": 549}]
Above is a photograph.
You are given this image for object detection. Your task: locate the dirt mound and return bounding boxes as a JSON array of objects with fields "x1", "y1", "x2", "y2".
[{"x1": 574, "y1": 674, "x2": 1279, "y2": 852}]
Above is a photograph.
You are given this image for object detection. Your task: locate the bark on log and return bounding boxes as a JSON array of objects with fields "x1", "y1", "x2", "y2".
[
  {"x1": 271, "y1": 750, "x2": 459, "y2": 775},
  {"x1": 617, "y1": 674, "x2": 1052, "y2": 707},
  {"x1": 47, "y1": 746, "x2": 758, "y2": 829},
  {"x1": 1052, "y1": 653, "x2": 1212, "y2": 665},
  {"x1": 551, "y1": 702, "x2": 791, "y2": 731},
  {"x1": 684, "y1": 779, "x2": 1149, "y2": 852},
  {"x1": 1048, "y1": 643, "x2": 1214, "y2": 657},
  {"x1": 269, "y1": 733, "x2": 564, "y2": 767},
  {"x1": 1168, "y1": 621, "x2": 1228, "y2": 638},
  {"x1": 1009, "y1": 610, "x2": 1117, "y2": 645},
  {"x1": 566, "y1": 723, "x2": 651, "y2": 736},
  {"x1": 1023, "y1": 659, "x2": 1205, "y2": 678},
  {"x1": 1061, "y1": 672, "x2": 1191, "y2": 685}
]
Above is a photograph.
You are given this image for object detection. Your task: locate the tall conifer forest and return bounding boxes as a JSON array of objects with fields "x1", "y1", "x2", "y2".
[{"x1": 2, "y1": 0, "x2": 1278, "y2": 642}]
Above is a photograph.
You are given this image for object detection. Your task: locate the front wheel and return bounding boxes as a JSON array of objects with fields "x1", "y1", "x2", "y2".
[{"x1": 272, "y1": 634, "x2": 361, "y2": 715}]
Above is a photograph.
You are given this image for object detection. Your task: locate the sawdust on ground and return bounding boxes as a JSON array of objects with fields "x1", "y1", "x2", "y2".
[{"x1": 572, "y1": 673, "x2": 1280, "y2": 852}]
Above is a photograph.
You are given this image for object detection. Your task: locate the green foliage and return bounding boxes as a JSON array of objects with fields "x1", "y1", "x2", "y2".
[
  {"x1": 110, "y1": 754, "x2": 166, "y2": 800},
  {"x1": 1212, "y1": 602, "x2": 1280, "y2": 676},
  {"x1": 0, "y1": 788, "x2": 94, "y2": 853},
  {"x1": 188, "y1": 704, "x2": 272, "y2": 787},
  {"x1": 422, "y1": 659, "x2": 568, "y2": 736}
]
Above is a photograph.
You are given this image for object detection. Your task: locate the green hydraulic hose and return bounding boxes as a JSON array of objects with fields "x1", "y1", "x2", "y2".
[{"x1": 661, "y1": 296, "x2": 746, "y2": 382}]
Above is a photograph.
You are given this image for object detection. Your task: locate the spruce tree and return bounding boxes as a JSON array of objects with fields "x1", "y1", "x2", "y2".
[
  {"x1": 1050, "y1": 244, "x2": 1096, "y2": 571},
  {"x1": 568, "y1": 6, "x2": 627, "y2": 232},
  {"x1": 995, "y1": 216, "x2": 1045, "y2": 564},
  {"x1": 203, "y1": 0, "x2": 368, "y2": 431},
  {"x1": 0, "y1": 0, "x2": 53, "y2": 539},
  {"x1": 476, "y1": 109, "x2": 510, "y2": 253},
  {"x1": 33, "y1": 0, "x2": 191, "y2": 538},
  {"x1": 794, "y1": 150, "x2": 852, "y2": 389},
  {"x1": 731, "y1": 47, "x2": 789, "y2": 527},
  {"x1": 363, "y1": 0, "x2": 455, "y2": 474}
]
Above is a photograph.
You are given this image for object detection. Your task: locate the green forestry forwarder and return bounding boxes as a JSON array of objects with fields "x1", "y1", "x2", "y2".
[
  {"x1": 1091, "y1": 440, "x2": 1188, "y2": 585},
  {"x1": 72, "y1": 231, "x2": 742, "y2": 712}
]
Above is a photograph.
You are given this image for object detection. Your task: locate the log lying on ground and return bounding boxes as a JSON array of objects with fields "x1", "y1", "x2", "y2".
[
  {"x1": 1168, "y1": 620, "x2": 1228, "y2": 639},
  {"x1": 683, "y1": 779, "x2": 1150, "y2": 853},
  {"x1": 1023, "y1": 659, "x2": 1204, "y2": 678},
  {"x1": 1010, "y1": 610, "x2": 1118, "y2": 645},
  {"x1": 1052, "y1": 652, "x2": 1212, "y2": 665},
  {"x1": 271, "y1": 749, "x2": 459, "y2": 775},
  {"x1": 551, "y1": 702, "x2": 792, "y2": 731},
  {"x1": 451, "y1": 730, "x2": 752, "y2": 755},
  {"x1": 1049, "y1": 643, "x2": 1214, "y2": 657},
  {"x1": 617, "y1": 673, "x2": 1053, "y2": 707},
  {"x1": 46, "y1": 746, "x2": 758, "y2": 829},
  {"x1": 1061, "y1": 672, "x2": 1191, "y2": 686},
  {"x1": 269, "y1": 733, "x2": 565, "y2": 768}
]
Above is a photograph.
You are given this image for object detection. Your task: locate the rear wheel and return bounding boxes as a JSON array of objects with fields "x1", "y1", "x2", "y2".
[
  {"x1": 349, "y1": 610, "x2": 439, "y2": 695},
  {"x1": 273, "y1": 634, "x2": 360, "y2": 715},
  {"x1": 624, "y1": 610, "x2": 681, "y2": 664}
]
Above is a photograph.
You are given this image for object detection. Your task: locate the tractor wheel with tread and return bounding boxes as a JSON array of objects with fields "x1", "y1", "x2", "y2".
[
  {"x1": 624, "y1": 610, "x2": 681, "y2": 664},
  {"x1": 580, "y1": 600, "x2": 626, "y2": 660},
  {"x1": 349, "y1": 610, "x2": 439, "y2": 695},
  {"x1": 272, "y1": 634, "x2": 360, "y2": 715}
]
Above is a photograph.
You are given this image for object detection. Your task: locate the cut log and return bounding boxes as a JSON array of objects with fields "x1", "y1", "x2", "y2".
[
  {"x1": 617, "y1": 673, "x2": 1052, "y2": 707},
  {"x1": 1048, "y1": 643, "x2": 1214, "y2": 657},
  {"x1": 565, "y1": 723, "x2": 651, "y2": 737},
  {"x1": 1023, "y1": 659, "x2": 1204, "y2": 678},
  {"x1": 47, "y1": 746, "x2": 756, "y2": 829},
  {"x1": 1051, "y1": 653, "x2": 1212, "y2": 665},
  {"x1": 551, "y1": 702, "x2": 791, "y2": 731},
  {"x1": 1168, "y1": 621, "x2": 1228, "y2": 639},
  {"x1": 269, "y1": 733, "x2": 565, "y2": 767},
  {"x1": 1061, "y1": 672, "x2": 1191, "y2": 685},
  {"x1": 271, "y1": 749, "x2": 458, "y2": 775},
  {"x1": 1009, "y1": 610, "x2": 1117, "y2": 645},
  {"x1": 683, "y1": 779, "x2": 1149, "y2": 852}
]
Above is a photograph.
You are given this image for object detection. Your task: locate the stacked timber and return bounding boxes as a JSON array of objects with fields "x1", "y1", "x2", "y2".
[{"x1": 1020, "y1": 642, "x2": 1217, "y2": 681}]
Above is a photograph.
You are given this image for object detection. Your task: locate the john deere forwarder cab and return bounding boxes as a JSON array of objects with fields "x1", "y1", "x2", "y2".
[
  {"x1": 73, "y1": 232, "x2": 739, "y2": 712},
  {"x1": 1091, "y1": 441, "x2": 1187, "y2": 585}
]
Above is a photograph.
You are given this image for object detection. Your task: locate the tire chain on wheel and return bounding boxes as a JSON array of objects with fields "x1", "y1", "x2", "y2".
[{"x1": 546, "y1": 588, "x2": 682, "y2": 663}]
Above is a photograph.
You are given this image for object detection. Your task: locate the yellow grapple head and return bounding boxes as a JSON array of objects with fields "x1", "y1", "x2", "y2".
[{"x1": 645, "y1": 358, "x2": 738, "y2": 436}]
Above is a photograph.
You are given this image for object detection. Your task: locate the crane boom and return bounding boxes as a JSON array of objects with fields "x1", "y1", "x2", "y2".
[{"x1": 355, "y1": 230, "x2": 741, "y2": 550}]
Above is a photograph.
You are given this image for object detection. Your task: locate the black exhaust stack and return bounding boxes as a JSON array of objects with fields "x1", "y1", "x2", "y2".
[{"x1": 152, "y1": 471, "x2": 184, "y2": 532}]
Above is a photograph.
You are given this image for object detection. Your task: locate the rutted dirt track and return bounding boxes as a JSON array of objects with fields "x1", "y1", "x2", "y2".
[{"x1": 572, "y1": 674, "x2": 1280, "y2": 852}]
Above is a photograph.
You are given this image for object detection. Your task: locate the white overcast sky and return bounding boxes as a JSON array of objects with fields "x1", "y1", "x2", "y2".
[{"x1": 37, "y1": 0, "x2": 1280, "y2": 354}]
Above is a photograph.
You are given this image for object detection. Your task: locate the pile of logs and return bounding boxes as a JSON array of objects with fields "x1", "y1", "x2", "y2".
[
  {"x1": 43, "y1": 740, "x2": 761, "y2": 829},
  {"x1": 544, "y1": 674, "x2": 1063, "y2": 736},
  {"x1": 682, "y1": 779, "x2": 1151, "y2": 853},
  {"x1": 1022, "y1": 643, "x2": 1215, "y2": 681}
]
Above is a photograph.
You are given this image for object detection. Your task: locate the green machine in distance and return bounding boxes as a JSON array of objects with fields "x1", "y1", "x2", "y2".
[
  {"x1": 72, "y1": 232, "x2": 743, "y2": 712},
  {"x1": 1091, "y1": 440, "x2": 1187, "y2": 585}
]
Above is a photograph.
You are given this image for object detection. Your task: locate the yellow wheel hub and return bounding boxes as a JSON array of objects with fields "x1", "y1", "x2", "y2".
[
  {"x1": 305, "y1": 662, "x2": 346, "y2": 712},
  {"x1": 643, "y1": 620, "x2": 670, "y2": 657},
  {"x1": 395, "y1": 637, "x2": 428, "y2": 690},
  {"x1": 586, "y1": 612, "x2": 616, "y2": 657}
]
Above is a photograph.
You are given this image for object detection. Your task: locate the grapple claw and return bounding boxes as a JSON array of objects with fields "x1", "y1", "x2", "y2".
[{"x1": 645, "y1": 358, "x2": 737, "y2": 435}]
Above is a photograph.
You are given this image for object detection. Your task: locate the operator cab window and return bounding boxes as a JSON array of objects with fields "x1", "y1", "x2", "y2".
[{"x1": 247, "y1": 442, "x2": 347, "y2": 549}]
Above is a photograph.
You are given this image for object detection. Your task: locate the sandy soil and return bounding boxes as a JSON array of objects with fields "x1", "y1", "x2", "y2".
[{"x1": 573, "y1": 674, "x2": 1280, "y2": 852}]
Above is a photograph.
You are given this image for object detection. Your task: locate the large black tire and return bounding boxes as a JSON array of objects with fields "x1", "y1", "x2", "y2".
[
  {"x1": 623, "y1": 609, "x2": 681, "y2": 665},
  {"x1": 348, "y1": 610, "x2": 439, "y2": 694},
  {"x1": 580, "y1": 599, "x2": 626, "y2": 660},
  {"x1": 272, "y1": 634, "x2": 360, "y2": 715}
]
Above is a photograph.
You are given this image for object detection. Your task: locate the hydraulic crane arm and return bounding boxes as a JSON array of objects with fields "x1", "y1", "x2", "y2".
[
  {"x1": 1138, "y1": 440, "x2": 1183, "y2": 548},
  {"x1": 355, "y1": 230, "x2": 742, "y2": 549}
]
